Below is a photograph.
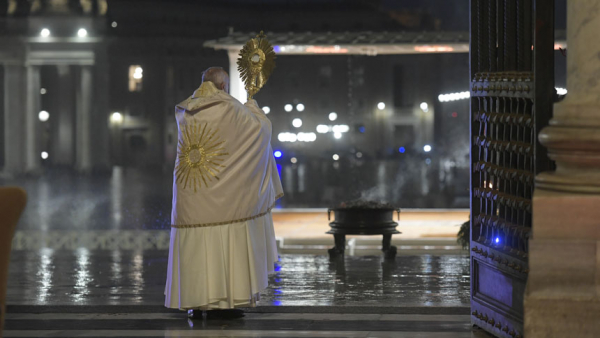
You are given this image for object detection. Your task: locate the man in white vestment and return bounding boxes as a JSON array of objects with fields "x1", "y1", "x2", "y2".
[{"x1": 164, "y1": 67, "x2": 283, "y2": 319}]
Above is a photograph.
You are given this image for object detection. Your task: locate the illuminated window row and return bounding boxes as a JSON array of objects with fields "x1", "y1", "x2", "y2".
[
  {"x1": 278, "y1": 132, "x2": 317, "y2": 143},
  {"x1": 438, "y1": 88, "x2": 568, "y2": 102}
]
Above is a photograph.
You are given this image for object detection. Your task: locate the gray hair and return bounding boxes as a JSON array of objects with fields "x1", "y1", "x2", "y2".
[{"x1": 202, "y1": 67, "x2": 229, "y2": 89}]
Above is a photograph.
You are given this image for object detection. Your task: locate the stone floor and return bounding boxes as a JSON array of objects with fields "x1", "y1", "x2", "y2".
[{"x1": 3, "y1": 251, "x2": 490, "y2": 337}]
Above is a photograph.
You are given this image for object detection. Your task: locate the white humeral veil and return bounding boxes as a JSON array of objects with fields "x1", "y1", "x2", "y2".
[{"x1": 164, "y1": 81, "x2": 283, "y2": 310}]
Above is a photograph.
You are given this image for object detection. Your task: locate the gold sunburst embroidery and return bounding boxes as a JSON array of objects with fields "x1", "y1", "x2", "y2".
[{"x1": 175, "y1": 122, "x2": 228, "y2": 192}]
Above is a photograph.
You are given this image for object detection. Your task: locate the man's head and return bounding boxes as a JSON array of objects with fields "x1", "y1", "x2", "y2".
[{"x1": 202, "y1": 67, "x2": 230, "y2": 93}]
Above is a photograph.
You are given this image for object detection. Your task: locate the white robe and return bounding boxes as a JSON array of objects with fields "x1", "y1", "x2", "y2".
[{"x1": 164, "y1": 81, "x2": 283, "y2": 310}]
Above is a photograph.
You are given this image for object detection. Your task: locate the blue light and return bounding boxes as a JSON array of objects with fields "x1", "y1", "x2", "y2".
[
  {"x1": 359, "y1": 126, "x2": 366, "y2": 133},
  {"x1": 399, "y1": 147, "x2": 406, "y2": 153},
  {"x1": 273, "y1": 45, "x2": 281, "y2": 53},
  {"x1": 495, "y1": 237, "x2": 500, "y2": 244},
  {"x1": 274, "y1": 150, "x2": 282, "y2": 158}
]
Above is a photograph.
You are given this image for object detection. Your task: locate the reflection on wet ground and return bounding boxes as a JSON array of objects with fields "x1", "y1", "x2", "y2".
[
  {"x1": 1, "y1": 169, "x2": 173, "y2": 230},
  {"x1": 7, "y1": 251, "x2": 469, "y2": 308}
]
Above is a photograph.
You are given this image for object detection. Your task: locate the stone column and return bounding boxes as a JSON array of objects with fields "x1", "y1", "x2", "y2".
[
  {"x1": 53, "y1": 65, "x2": 75, "y2": 167},
  {"x1": 91, "y1": 48, "x2": 110, "y2": 172},
  {"x1": 2, "y1": 64, "x2": 26, "y2": 175},
  {"x1": 227, "y1": 49, "x2": 247, "y2": 104},
  {"x1": 525, "y1": 1, "x2": 600, "y2": 337},
  {"x1": 75, "y1": 65, "x2": 93, "y2": 172},
  {"x1": 25, "y1": 65, "x2": 41, "y2": 173}
]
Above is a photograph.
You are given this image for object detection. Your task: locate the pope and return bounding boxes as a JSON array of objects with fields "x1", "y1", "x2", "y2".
[{"x1": 164, "y1": 67, "x2": 283, "y2": 319}]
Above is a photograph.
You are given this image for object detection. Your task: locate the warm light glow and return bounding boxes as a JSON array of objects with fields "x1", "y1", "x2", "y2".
[
  {"x1": 424, "y1": 145, "x2": 432, "y2": 152},
  {"x1": 332, "y1": 154, "x2": 340, "y2": 161},
  {"x1": 334, "y1": 132, "x2": 342, "y2": 139},
  {"x1": 291, "y1": 157, "x2": 298, "y2": 164},
  {"x1": 414, "y1": 45, "x2": 454, "y2": 52},
  {"x1": 40, "y1": 28, "x2": 50, "y2": 37},
  {"x1": 292, "y1": 118, "x2": 303, "y2": 128},
  {"x1": 306, "y1": 45, "x2": 349, "y2": 54},
  {"x1": 438, "y1": 91, "x2": 470, "y2": 102},
  {"x1": 110, "y1": 112, "x2": 123, "y2": 124},
  {"x1": 316, "y1": 125, "x2": 329, "y2": 133},
  {"x1": 328, "y1": 112, "x2": 338, "y2": 121},
  {"x1": 41, "y1": 152, "x2": 49, "y2": 159},
  {"x1": 554, "y1": 43, "x2": 566, "y2": 50},
  {"x1": 40, "y1": 88, "x2": 47, "y2": 95},
  {"x1": 284, "y1": 104, "x2": 293, "y2": 112},
  {"x1": 420, "y1": 102, "x2": 429, "y2": 111},
  {"x1": 377, "y1": 102, "x2": 386, "y2": 110},
  {"x1": 129, "y1": 65, "x2": 143, "y2": 92},
  {"x1": 77, "y1": 28, "x2": 88, "y2": 38},
  {"x1": 556, "y1": 87, "x2": 567, "y2": 95},
  {"x1": 262, "y1": 106, "x2": 271, "y2": 114},
  {"x1": 38, "y1": 110, "x2": 50, "y2": 122},
  {"x1": 296, "y1": 103, "x2": 305, "y2": 112}
]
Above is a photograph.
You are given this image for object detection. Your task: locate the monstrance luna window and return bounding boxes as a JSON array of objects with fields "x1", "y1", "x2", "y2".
[{"x1": 128, "y1": 65, "x2": 143, "y2": 92}]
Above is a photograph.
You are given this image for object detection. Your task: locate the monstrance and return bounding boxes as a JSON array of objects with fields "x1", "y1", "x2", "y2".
[{"x1": 237, "y1": 31, "x2": 276, "y2": 99}]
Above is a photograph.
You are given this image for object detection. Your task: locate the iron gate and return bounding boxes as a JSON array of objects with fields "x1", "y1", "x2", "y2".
[{"x1": 469, "y1": 1, "x2": 554, "y2": 337}]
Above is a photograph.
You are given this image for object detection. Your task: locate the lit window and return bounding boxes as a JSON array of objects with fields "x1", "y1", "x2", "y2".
[{"x1": 129, "y1": 65, "x2": 143, "y2": 92}]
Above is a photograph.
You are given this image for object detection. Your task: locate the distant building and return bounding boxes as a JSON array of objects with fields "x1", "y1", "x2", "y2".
[{"x1": 0, "y1": 0, "x2": 478, "y2": 206}]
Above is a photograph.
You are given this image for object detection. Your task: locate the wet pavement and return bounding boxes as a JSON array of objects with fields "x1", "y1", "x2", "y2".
[
  {"x1": 7, "y1": 251, "x2": 470, "y2": 308},
  {"x1": 4, "y1": 251, "x2": 481, "y2": 337}
]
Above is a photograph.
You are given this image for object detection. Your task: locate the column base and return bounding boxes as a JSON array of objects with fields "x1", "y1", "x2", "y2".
[
  {"x1": 532, "y1": 188, "x2": 600, "y2": 240},
  {"x1": 525, "y1": 296, "x2": 600, "y2": 338},
  {"x1": 525, "y1": 188, "x2": 600, "y2": 337},
  {"x1": 525, "y1": 238, "x2": 600, "y2": 337}
]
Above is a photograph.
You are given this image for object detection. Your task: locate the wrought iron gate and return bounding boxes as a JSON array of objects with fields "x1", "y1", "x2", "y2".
[{"x1": 469, "y1": 1, "x2": 554, "y2": 337}]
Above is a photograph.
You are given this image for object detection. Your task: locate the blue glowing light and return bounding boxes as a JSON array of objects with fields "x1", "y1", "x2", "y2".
[
  {"x1": 399, "y1": 147, "x2": 406, "y2": 153},
  {"x1": 273, "y1": 45, "x2": 281, "y2": 53},
  {"x1": 495, "y1": 237, "x2": 500, "y2": 244},
  {"x1": 359, "y1": 126, "x2": 366, "y2": 133},
  {"x1": 274, "y1": 150, "x2": 282, "y2": 158}
]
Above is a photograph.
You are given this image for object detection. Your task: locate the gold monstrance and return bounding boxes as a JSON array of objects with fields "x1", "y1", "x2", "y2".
[{"x1": 237, "y1": 31, "x2": 276, "y2": 99}]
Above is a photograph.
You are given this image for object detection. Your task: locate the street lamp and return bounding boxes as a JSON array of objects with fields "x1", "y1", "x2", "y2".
[
  {"x1": 38, "y1": 110, "x2": 50, "y2": 122},
  {"x1": 111, "y1": 112, "x2": 123, "y2": 124},
  {"x1": 377, "y1": 102, "x2": 386, "y2": 110}
]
